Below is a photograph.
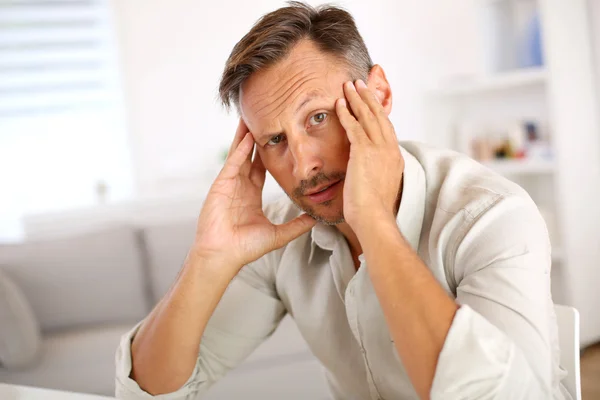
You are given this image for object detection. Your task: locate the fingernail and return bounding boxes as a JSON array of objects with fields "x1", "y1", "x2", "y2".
[
  {"x1": 356, "y1": 79, "x2": 367, "y2": 89},
  {"x1": 346, "y1": 81, "x2": 355, "y2": 91},
  {"x1": 338, "y1": 98, "x2": 346, "y2": 107}
]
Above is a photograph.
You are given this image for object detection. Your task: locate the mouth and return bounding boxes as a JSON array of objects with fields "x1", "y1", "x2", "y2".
[{"x1": 304, "y1": 179, "x2": 343, "y2": 204}]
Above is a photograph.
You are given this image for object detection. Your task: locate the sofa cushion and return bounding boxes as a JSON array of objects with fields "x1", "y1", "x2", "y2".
[
  {"x1": 0, "y1": 268, "x2": 41, "y2": 368},
  {"x1": 0, "y1": 226, "x2": 149, "y2": 332},
  {"x1": 0, "y1": 323, "x2": 134, "y2": 396},
  {"x1": 141, "y1": 220, "x2": 197, "y2": 304}
]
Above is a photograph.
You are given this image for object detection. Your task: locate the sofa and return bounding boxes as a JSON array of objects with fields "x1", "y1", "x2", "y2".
[{"x1": 0, "y1": 213, "x2": 331, "y2": 399}]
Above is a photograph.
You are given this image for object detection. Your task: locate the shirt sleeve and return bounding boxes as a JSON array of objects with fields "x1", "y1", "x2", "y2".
[
  {"x1": 430, "y1": 195, "x2": 571, "y2": 400},
  {"x1": 114, "y1": 257, "x2": 286, "y2": 399}
]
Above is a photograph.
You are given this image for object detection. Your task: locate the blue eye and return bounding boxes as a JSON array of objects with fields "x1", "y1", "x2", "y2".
[
  {"x1": 309, "y1": 112, "x2": 327, "y2": 126},
  {"x1": 267, "y1": 134, "x2": 285, "y2": 146}
]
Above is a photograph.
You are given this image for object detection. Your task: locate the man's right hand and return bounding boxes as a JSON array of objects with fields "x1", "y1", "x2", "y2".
[
  {"x1": 128, "y1": 119, "x2": 315, "y2": 396},
  {"x1": 192, "y1": 118, "x2": 316, "y2": 276}
]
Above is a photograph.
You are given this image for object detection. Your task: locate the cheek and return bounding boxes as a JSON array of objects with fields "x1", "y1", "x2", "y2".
[
  {"x1": 259, "y1": 147, "x2": 282, "y2": 166},
  {"x1": 259, "y1": 149, "x2": 293, "y2": 188},
  {"x1": 329, "y1": 114, "x2": 349, "y2": 142},
  {"x1": 326, "y1": 118, "x2": 351, "y2": 161}
]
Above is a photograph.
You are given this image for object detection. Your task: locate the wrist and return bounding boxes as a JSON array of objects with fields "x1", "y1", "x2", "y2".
[
  {"x1": 184, "y1": 247, "x2": 242, "y2": 282},
  {"x1": 349, "y1": 208, "x2": 397, "y2": 238}
]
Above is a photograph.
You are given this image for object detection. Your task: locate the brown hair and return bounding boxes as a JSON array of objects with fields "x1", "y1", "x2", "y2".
[{"x1": 218, "y1": 1, "x2": 374, "y2": 111}]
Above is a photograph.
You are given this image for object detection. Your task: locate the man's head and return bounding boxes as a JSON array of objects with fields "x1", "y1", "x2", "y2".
[{"x1": 219, "y1": 1, "x2": 392, "y2": 225}]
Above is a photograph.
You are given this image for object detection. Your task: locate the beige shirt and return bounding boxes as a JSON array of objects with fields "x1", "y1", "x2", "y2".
[{"x1": 115, "y1": 142, "x2": 570, "y2": 400}]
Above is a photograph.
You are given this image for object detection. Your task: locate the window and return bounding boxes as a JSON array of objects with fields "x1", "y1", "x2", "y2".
[{"x1": 0, "y1": 0, "x2": 133, "y2": 241}]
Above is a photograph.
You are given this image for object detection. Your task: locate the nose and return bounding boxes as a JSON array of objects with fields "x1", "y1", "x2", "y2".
[{"x1": 289, "y1": 133, "x2": 324, "y2": 181}]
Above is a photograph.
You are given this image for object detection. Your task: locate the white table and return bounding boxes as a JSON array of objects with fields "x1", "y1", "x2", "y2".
[{"x1": 0, "y1": 384, "x2": 115, "y2": 400}]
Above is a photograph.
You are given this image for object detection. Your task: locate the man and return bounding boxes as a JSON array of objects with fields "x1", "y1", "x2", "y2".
[{"x1": 115, "y1": 2, "x2": 569, "y2": 399}]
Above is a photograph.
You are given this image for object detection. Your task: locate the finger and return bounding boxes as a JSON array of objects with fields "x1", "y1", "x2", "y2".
[
  {"x1": 355, "y1": 79, "x2": 397, "y2": 144},
  {"x1": 343, "y1": 81, "x2": 380, "y2": 142},
  {"x1": 355, "y1": 79, "x2": 385, "y2": 115},
  {"x1": 272, "y1": 214, "x2": 317, "y2": 249},
  {"x1": 239, "y1": 132, "x2": 258, "y2": 176},
  {"x1": 220, "y1": 132, "x2": 254, "y2": 179},
  {"x1": 335, "y1": 98, "x2": 364, "y2": 145},
  {"x1": 250, "y1": 148, "x2": 267, "y2": 188},
  {"x1": 227, "y1": 118, "x2": 250, "y2": 159}
]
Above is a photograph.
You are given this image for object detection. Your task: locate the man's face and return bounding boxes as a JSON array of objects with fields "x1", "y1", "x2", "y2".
[{"x1": 239, "y1": 40, "x2": 352, "y2": 224}]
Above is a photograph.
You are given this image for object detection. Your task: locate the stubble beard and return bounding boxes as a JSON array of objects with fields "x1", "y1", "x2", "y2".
[{"x1": 288, "y1": 172, "x2": 346, "y2": 226}]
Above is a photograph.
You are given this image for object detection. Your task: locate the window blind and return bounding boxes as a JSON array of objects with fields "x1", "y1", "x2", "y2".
[
  {"x1": 0, "y1": 0, "x2": 116, "y2": 117},
  {"x1": 0, "y1": 0, "x2": 133, "y2": 242}
]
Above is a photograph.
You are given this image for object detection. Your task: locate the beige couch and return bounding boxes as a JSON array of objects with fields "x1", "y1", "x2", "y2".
[{"x1": 0, "y1": 219, "x2": 330, "y2": 399}]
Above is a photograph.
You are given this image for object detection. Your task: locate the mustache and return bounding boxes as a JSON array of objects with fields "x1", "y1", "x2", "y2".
[{"x1": 292, "y1": 171, "x2": 346, "y2": 198}]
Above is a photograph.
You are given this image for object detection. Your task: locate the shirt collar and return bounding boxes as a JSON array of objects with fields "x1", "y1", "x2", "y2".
[
  {"x1": 310, "y1": 143, "x2": 427, "y2": 255},
  {"x1": 396, "y1": 145, "x2": 427, "y2": 251}
]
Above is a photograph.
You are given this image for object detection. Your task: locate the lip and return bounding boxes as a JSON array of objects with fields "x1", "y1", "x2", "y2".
[
  {"x1": 305, "y1": 180, "x2": 342, "y2": 204},
  {"x1": 305, "y1": 180, "x2": 341, "y2": 196}
]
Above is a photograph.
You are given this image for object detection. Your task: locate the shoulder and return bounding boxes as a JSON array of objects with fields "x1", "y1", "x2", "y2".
[
  {"x1": 401, "y1": 140, "x2": 534, "y2": 219},
  {"x1": 403, "y1": 142, "x2": 549, "y2": 279}
]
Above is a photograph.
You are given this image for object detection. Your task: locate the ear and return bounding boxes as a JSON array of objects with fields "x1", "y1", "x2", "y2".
[{"x1": 366, "y1": 65, "x2": 392, "y2": 116}]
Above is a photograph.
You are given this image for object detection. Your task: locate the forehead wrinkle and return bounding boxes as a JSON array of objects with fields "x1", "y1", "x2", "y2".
[
  {"x1": 254, "y1": 80, "x2": 322, "y2": 140},
  {"x1": 271, "y1": 57, "x2": 323, "y2": 98},
  {"x1": 255, "y1": 72, "x2": 321, "y2": 123},
  {"x1": 284, "y1": 81, "x2": 325, "y2": 116},
  {"x1": 251, "y1": 54, "x2": 325, "y2": 116},
  {"x1": 257, "y1": 66, "x2": 321, "y2": 117},
  {"x1": 294, "y1": 88, "x2": 328, "y2": 114},
  {"x1": 252, "y1": 69, "x2": 307, "y2": 116}
]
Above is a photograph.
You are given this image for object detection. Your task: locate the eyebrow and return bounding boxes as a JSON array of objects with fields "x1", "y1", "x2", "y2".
[
  {"x1": 295, "y1": 90, "x2": 324, "y2": 114},
  {"x1": 255, "y1": 90, "x2": 328, "y2": 141}
]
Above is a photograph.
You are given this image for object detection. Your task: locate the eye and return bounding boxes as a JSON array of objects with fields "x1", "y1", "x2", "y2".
[
  {"x1": 266, "y1": 134, "x2": 285, "y2": 146},
  {"x1": 309, "y1": 112, "x2": 328, "y2": 126}
]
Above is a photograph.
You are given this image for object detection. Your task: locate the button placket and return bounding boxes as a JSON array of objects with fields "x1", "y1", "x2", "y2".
[
  {"x1": 344, "y1": 278, "x2": 360, "y2": 343},
  {"x1": 345, "y1": 265, "x2": 385, "y2": 400}
]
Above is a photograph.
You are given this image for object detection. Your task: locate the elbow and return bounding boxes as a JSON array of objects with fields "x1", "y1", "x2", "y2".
[
  {"x1": 430, "y1": 351, "x2": 551, "y2": 400},
  {"x1": 129, "y1": 343, "x2": 191, "y2": 396}
]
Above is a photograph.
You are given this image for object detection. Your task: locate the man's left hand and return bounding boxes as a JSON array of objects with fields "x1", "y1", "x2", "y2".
[{"x1": 335, "y1": 79, "x2": 404, "y2": 233}]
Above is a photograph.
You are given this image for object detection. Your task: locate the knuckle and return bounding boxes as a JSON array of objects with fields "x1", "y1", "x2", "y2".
[
  {"x1": 365, "y1": 111, "x2": 377, "y2": 122},
  {"x1": 386, "y1": 120, "x2": 397, "y2": 134},
  {"x1": 351, "y1": 126, "x2": 364, "y2": 137},
  {"x1": 354, "y1": 106, "x2": 371, "y2": 119}
]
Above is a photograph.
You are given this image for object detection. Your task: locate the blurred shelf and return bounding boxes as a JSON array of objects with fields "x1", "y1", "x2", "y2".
[
  {"x1": 429, "y1": 67, "x2": 547, "y2": 97},
  {"x1": 481, "y1": 159, "x2": 556, "y2": 175}
]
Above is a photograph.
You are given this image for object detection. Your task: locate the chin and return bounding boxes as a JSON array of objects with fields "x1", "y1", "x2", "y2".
[
  {"x1": 317, "y1": 215, "x2": 345, "y2": 226},
  {"x1": 299, "y1": 201, "x2": 345, "y2": 226}
]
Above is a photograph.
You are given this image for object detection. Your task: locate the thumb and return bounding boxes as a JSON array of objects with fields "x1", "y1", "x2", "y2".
[{"x1": 272, "y1": 214, "x2": 317, "y2": 249}]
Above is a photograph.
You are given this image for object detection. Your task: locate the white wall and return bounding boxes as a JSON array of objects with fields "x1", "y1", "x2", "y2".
[
  {"x1": 110, "y1": 0, "x2": 480, "y2": 197},
  {"x1": 590, "y1": 0, "x2": 600, "y2": 112}
]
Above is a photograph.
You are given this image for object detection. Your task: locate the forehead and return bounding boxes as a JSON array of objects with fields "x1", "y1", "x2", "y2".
[{"x1": 239, "y1": 40, "x2": 350, "y2": 133}]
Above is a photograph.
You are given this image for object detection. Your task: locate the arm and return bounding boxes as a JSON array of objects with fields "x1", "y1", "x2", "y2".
[
  {"x1": 116, "y1": 253, "x2": 287, "y2": 398},
  {"x1": 128, "y1": 254, "x2": 245, "y2": 394},
  {"x1": 116, "y1": 119, "x2": 315, "y2": 398},
  {"x1": 335, "y1": 80, "x2": 452, "y2": 397},
  {"x1": 359, "y1": 205, "x2": 558, "y2": 400},
  {"x1": 357, "y1": 217, "x2": 457, "y2": 400},
  {"x1": 427, "y1": 197, "x2": 560, "y2": 399},
  {"x1": 336, "y1": 81, "x2": 558, "y2": 399}
]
